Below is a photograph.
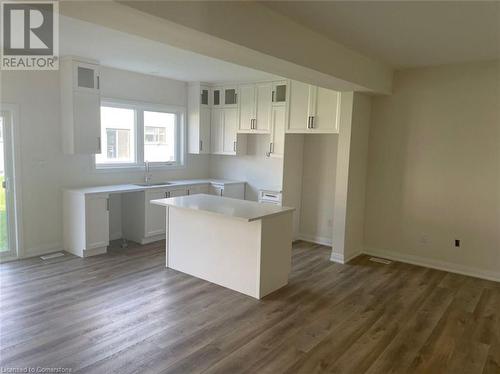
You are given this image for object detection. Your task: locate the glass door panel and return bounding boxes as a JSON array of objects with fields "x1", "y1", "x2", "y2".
[
  {"x1": 0, "y1": 116, "x2": 7, "y2": 252},
  {"x1": 0, "y1": 112, "x2": 16, "y2": 258}
]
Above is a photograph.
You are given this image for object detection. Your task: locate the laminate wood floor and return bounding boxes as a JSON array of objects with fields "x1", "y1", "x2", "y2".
[{"x1": 0, "y1": 240, "x2": 499, "y2": 373}]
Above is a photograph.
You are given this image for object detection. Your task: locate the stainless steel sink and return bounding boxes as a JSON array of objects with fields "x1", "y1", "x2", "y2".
[{"x1": 135, "y1": 182, "x2": 173, "y2": 187}]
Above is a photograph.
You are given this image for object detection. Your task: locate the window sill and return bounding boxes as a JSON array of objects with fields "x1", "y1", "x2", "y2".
[{"x1": 92, "y1": 162, "x2": 186, "y2": 173}]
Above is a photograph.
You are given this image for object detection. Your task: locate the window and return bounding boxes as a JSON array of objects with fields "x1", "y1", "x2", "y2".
[
  {"x1": 96, "y1": 106, "x2": 136, "y2": 165},
  {"x1": 144, "y1": 111, "x2": 176, "y2": 163},
  {"x1": 95, "y1": 101, "x2": 184, "y2": 169}
]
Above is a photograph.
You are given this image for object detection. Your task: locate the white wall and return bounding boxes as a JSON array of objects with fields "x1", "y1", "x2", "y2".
[
  {"x1": 364, "y1": 61, "x2": 500, "y2": 280},
  {"x1": 344, "y1": 94, "x2": 372, "y2": 261},
  {"x1": 282, "y1": 133, "x2": 340, "y2": 245},
  {"x1": 282, "y1": 134, "x2": 305, "y2": 239},
  {"x1": 209, "y1": 136, "x2": 283, "y2": 201},
  {"x1": 330, "y1": 92, "x2": 372, "y2": 263},
  {"x1": 299, "y1": 135, "x2": 338, "y2": 245},
  {"x1": 0, "y1": 66, "x2": 209, "y2": 257}
]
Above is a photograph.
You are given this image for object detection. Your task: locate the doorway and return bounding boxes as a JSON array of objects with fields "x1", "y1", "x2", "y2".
[{"x1": 0, "y1": 107, "x2": 21, "y2": 260}]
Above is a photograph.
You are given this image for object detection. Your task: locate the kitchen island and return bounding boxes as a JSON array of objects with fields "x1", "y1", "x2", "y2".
[{"x1": 151, "y1": 194, "x2": 295, "y2": 299}]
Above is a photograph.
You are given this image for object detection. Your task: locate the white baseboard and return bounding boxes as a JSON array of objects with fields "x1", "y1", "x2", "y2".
[
  {"x1": 22, "y1": 242, "x2": 63, "y2": 259},
  {"x1": 330, "y1": 250, "x2": 362, "y2": 264},
  {"x1": 364, "y1": 247, "x2": 500, "y2": 283},
  {"x1": 297, "y1": 233, "x2": 332, "y2": 247},
  {"x1": 110, "y1": 231, "x2": 123, "y2": 241},
  {"x1": 83, "y1": 246, "x2": 107, "y2": 257},
  {"x1": 140, "y1": 234, "x2": 166, "y2": 245}
]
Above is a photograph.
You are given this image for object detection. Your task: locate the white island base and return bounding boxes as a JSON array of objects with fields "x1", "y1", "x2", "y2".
[{"x1": 152, "y1": 194, "x2": 294, "y2": 299}]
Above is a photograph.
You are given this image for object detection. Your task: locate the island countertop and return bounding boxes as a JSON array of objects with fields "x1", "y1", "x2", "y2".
[{"x1": 151, "y1": 194, "x2": 294, "y2": 222}]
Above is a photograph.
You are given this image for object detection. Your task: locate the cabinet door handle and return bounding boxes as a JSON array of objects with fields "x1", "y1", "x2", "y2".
[
  {"x1": 106, "y1": 198, "x2": 109, "y2": 211},
  {"x1": 272, "y1": 91, "x2": 275, "y2": 102},
  {"x1": 271, "y1": 142, "x2": 275, "y2": 153},
  {"x1": 311, "y1": 116, "x2": 315, "y2": 129},
  {"x1": 233, "y1": 141, "x2": 237, "y2": 152},
  {"x1": 307, "y1": 116, "x2": 311, "y2": 129},
  {"x1": 269, "y1": 142, "x2": 273, "y2": 154},
  {"x1": 199, "y1": 140, "x2": 203, "y2": 151},
  {"x1": 97, "y1": 137, "x2": 101, "y2": 153},
  {"x1": 96, "y1": 75, "x2": 100, "y2": 90}
]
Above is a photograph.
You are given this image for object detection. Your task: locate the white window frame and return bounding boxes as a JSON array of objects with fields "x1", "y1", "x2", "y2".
[{"x1": 94, "y1": 98, "x2": 186, "y2": 171}]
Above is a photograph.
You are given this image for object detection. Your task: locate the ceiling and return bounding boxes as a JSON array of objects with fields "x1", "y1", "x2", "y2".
[
  {"x1": 262, "y1": 1, "x2": 500, "y2": 69},
  {"x1": 60, "y1": 15, "x2": 281, "y2": 83}
]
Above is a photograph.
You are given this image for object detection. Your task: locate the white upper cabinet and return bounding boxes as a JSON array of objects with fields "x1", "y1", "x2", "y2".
[
  {"x1": 288, "y1": 80, "x2": 311, "y2": 132},
  {"x1": 268, "y1": 105, "x2": 286, "y2": 158},
  {"x1": 239, "y1": 84, "x2": 256, "y2": 132},
  {"x1": 224, "y1": 86, "x2": 238, "y2": 107},
  {"x1": 255, "y1": 83, "x2": 272, "y2": 132},
  {"x1": 271, "y1": 81, "x2": 288, "y2": 106},
  {"x1": 74, "y1": 61, "x2": 100, "y2": 93},
  {"x1": 222, "y1": 108, "x2": 239, "y2": 154},
  {"x1": 187, "y1": 83, "x2": 211, "y2": 154},
  {"x1": 212, "y1": 86, "x2": 222, "y2": 107},
  {"x1": 211, "y1": 107, "x2": 246, "y2": 156},
  {"x1": 212, "y1": 86, "x2": 238, "y2": 108},
  {"x1": 210, "y1": 107, "x2": 224, "y2": 154},
  {"x1": 238, "y1": 82, "x2": 272, "y2": 133},
  {"x1": 313, "y1": 87, "x2": 340, "y2": 133},
  {"x1": 61, "y1": 57, "x2": 101, "y2": 154},
  {"x1": 287, "y1": 80, "x2": 340, "y2": 134}
]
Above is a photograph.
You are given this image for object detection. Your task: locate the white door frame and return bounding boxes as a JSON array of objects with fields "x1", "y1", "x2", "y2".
[{"x1": 0, "y1": 103, "x2": 23, "y2": 261}]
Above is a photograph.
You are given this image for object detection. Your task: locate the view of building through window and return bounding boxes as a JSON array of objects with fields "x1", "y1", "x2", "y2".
[
  {"x1": 96, "y1": 106, "x2": 136, "y2": 164},
  {"x1": 144, "y1": 111, "x2": 176, "y2": 163}
]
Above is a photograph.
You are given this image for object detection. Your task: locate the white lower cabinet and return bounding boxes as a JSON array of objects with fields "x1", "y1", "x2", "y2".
[
  {"x1": 63, "y1": 192, "x2": 109, "y2": 257},
  {"x1": 123, "y1": 187, "x2": 188, "y2": 244},
  {"x1": 64, "y1": 181, "x2": 247, "y2": 258},
  {"x1": 209, "y1": 183, "x2": 245, "y2": 199},
  {"x1": 85, "y1": 194, "x2": 110, "y2": 251},
  {"x1": 188, "y1": 184, "x2": 210, "y2": 195},
  {"x1": 144, "y1": 189, "x2": 170, "y2": 239}
]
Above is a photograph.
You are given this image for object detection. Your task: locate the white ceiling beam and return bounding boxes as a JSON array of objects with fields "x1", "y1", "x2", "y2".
[{"x1": 60, "y1": 1, "x2": 393, "y2": 94}]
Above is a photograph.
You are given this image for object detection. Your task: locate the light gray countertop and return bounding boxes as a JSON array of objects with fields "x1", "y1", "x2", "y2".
[
  {"x1": 151, "y1": 194, "x2": 294, "y2": 222},
  {"x1": 63, "y1": 178, "x2": 244, "y2": 195}
]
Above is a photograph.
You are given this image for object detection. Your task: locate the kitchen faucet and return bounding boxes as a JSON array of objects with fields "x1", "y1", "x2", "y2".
[{"x1": 144, "y1": 161, "x2": 152, "y2": 185}]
